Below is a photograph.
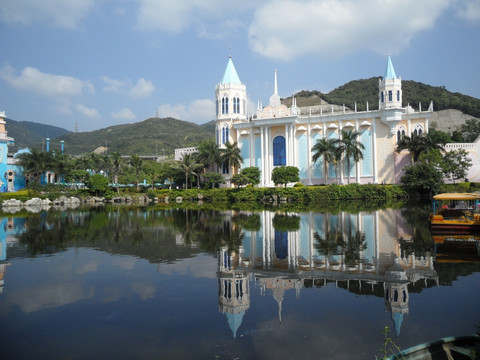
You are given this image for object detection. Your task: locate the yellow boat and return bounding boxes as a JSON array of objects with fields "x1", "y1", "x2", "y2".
[{"x1": 430, "y1": 193, "x2": 480, "y2": 233}]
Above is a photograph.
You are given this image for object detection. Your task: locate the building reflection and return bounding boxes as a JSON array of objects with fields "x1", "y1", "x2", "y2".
[
  {"x1": 0, "y1": 217, "x2": 27, "y2": 294},
  {"x1": 218, "y1": 210, "x2": 439, "y2": 338}
]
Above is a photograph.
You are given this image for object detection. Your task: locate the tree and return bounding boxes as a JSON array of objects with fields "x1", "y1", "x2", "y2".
[
  {"x1": 85, "y1": 173, "x2": 109, "y2": 196},
  {"x1": 396, "y1": 133, "x2": 444, "y2": 163},
  {"x1": 110, "y1": 152, "x2": 123, "y2": 193},
  {"x1": 271, "y1": 166, "x2": 300, "y2": 187},
  {"x1": 174, "y1": 153, "x2": 202, "y2": 189},
  {"x1": 220, "y1": 141, "x2": 243, "y2": 176},
  {"x1": 442, "y1": 149, "x2": 472, "y2": 183},
  {"x1": 400, "y1": 161, "x2": 443, "y2": 195},
  {"x1": 311, "y1": 137, "x2": 338, "y2": 184},
  {"x1": 143, "y1": 160, "x2": 164, "y2": 189},
  {"x1": 460, "y1": 118, "x2": 480, "y2": 143},
  {"x1": 240, "y1": 167, "x2": 261, "y2": 187},
  {"x1": 231, "y1": 174, "x2": 248, "y2": 188},
  {"x1": 203, "y1": 172, "x2": 224, "y2": 189},
  {"x1": 334, "y1": 129, "x2": 365, "y2": 184},
  {"x1": 129, "y1": 154, "x2": 143, "y2": 190},
  {"x1": 17, "y1": 148, "x2": 54, "y2": 182},
  {"x1": 196, "y1": 139, "x2": 222, "y2": 175}
]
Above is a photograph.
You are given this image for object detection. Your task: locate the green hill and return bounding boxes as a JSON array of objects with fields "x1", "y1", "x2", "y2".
[
  {"x1": 58, "y1": 117, "x2": 214, "y2": 156},
  {"x1": 283, "y1": 78, "x2": 480, "y2": 118},
  {"x1": 5, "y1": 118, "x2": 70, "y2": 151}
]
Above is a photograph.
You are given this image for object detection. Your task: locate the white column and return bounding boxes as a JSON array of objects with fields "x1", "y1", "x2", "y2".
[
  {"x1": 339, "y1": 121, "x2": 344, "y2": 184},
  {"x1": 250, "y1": 129, "x2": 254, "y2": 169},
  {"x1": 307, "y1": 122, "x2": 312, "y2": 185},
  {"x1": 372, "y1": 119, "x2": 378, "y2": 184},
  {"x1": 285, "y1": 125, "x2": 289, "y2": 165},
  {"x1": 261, "y1": 127, "x2": 265, "y2": 186},
  {"x1": 355, "y1": 119, "x2": 360, "y2": 183}
]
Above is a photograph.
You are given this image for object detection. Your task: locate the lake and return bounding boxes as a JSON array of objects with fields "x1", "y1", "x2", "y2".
[{"x1": 0, "y1": 204, "x2": 479, "y2": 359}]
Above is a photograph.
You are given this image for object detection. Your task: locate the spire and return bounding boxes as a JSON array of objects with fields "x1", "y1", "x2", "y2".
[
  {"x1": 221, "y1": 56, "x2": 241, "y2": 85},
  {"x1": 384, "y1": 55, "x2": 397, "y2": 79},
  {"x1": 226, "y1": 311, "x2": 245, "y2": 339},
  {"x1": 274, "y1": 69, "x2": 278, "y2": 95}
]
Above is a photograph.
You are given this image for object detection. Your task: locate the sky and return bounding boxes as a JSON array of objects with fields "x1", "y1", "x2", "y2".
[{"x1": 0, "y1": 0, "x2": 479, "y2": 133}]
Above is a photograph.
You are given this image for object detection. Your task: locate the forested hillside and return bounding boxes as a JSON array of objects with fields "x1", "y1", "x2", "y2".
[{"x1": 283, "y1": 78, "x2": 480, "y2": 118}]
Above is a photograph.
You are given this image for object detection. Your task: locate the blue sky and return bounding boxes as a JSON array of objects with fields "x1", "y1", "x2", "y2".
[{"x1": 0, "y1": 0, "x2": 479, "y2": 132}]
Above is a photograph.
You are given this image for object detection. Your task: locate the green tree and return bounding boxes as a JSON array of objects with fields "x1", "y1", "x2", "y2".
[
  {"x1": 271, "y1": 166, "x2": 300, "y2": 187},
  {"x1": 231, "y1": 174, "x2": 248, "y2": 188},
  {"x1": 143, "y1": 160, "x2": 165, "y2": 189},
  {"x1": 85, "y1": 173, "x2": 109, "y2": 196},
  {"x1": 460, "y1": 118, "x2": 480, "y2": 142},
  {"x1": 174, "y1": 154, "x2": 202, "y2": 189},
  {"x1": 195, "y1": 139, "x2": 222, "y2": 175},
  {"x1": 129, "y1": 154, "x2": 143, "y2": 190},
  {"x1": 202, "y1": 172, "x2": 224, "y2": 189},
  {"x1": 396, "y1": 133, "x2": 444, "y2": 163},
  {"x1": 442, "y1": 149, "x2": 472, "y2": 183},
  {"x1": 400, "y1": 161, "x2": 443, "y2": 195},
  {"x1": 334, "y1": 129, "x2": 365, "y2": 184},
  {"x1": 311, "y1": 137, "x2": 338, "y2": 184},
  {"x1": 220, "y1": 141, "x2": 243, "y2": 176},
  {"x1": 240, "y1": 167, "x2": 261, "y2": 187},
  {"x1": 110, "y1": 152, "x2": 123, "y2": 193},
  {"x1": 17, "y1": 148, "x2": 54, "y2": 182}
]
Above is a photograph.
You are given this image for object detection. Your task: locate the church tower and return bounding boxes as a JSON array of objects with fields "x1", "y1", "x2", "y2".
[
  {"x1": 215, "y1": 56, "x2": 247, "y2": 149},
  {"x1": 379, "y1": 55, "x2": 402, "y2": 110},
  {"x1": 217, "y1": 246, "x2": 250, "y2": 338}
]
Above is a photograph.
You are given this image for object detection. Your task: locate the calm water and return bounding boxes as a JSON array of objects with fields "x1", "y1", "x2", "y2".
[{"x1": 0, "y1": 205, "x2": 479, "y2": 359}]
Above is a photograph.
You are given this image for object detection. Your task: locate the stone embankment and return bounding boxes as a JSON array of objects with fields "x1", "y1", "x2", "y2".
[{"x1": 0, "y1": 195, "x2": 145, "y2": 212}]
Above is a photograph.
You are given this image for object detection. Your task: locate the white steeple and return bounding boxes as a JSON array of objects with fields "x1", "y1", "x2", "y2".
[{"x1": 379, "y1": 55, "x2": 402, "y2": 110}]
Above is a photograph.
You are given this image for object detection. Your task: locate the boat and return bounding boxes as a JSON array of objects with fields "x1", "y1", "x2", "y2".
[
  {"x1": 430, "y1": 193, "x2": 480, "y2": 234},
  {"x1": 387, "y1": 334, "x2": 480, "y2": 359}
]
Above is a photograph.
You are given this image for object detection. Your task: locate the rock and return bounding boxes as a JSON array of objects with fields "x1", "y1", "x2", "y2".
[{"x1": 2, "y1": 199, "x2": 23, "y2": 207}]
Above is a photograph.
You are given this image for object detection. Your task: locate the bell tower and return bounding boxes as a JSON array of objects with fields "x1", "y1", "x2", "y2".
[
  {"x1": 379, "y1": 55, "x2": 402, "y2": 110},
  {"x1": 215, "y1": 56, "x2": 247, "y2": 148}
]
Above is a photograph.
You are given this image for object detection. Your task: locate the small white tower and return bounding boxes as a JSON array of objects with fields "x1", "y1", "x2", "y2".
[
  {"x1": 215, "y1": 56, "x2": 247, "y2": 148},
  {"x1": 379, "y1": 55, "x2": 402, "y2": 110}
]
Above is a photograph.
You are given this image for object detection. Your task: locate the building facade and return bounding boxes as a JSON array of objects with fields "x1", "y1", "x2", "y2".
[{"x1": 214, "y1": 56, "x2": 433, "y2": 186}]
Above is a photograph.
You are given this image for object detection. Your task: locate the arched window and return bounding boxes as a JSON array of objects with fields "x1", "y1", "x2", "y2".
[
  {"x1": 222, "y1": 161, "x2": 229, "y2": 174},
  {"x1": 236, "y1": 97, "x2": 240, "y2": 114},
  {"x1": 396, "y1": 125, "x2": 406, "y2": 143},
  {"x1": 273, "y1": 136, "x2": 286, "y2": 166},
  {"x1": 381, "y1": 92, "x2": 384, "y2": 103},
  {"x1": 222, "y1": 96, "x2": 229, "y2": 114},
  {"x1": 225, "y1": 126, "x2": 229, "y2": 143},
  {"x1": 388, "y1": 90, "x2": 393, "y2": 102},
  {"x1": 222, "y1": 127, "x2": 225, "y2": 144},
  {"x1": 233, "y1": 97, "x2": 237, "y2": 113},
  {"x1": 413, "y1": 124, "x2": 423, "y2": 137},
  {"x1": 397, "y1": 90, "x2": 400, "y2": 101}
]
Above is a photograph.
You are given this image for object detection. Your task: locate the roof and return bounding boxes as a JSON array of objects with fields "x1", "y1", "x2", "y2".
[
  {"x1": 221, "y1": 57, "x2": 241, "y2": 85},
  {"x1": 433, "y1": 193, "x2": 480, "y2": 201},
  {"x1": 384, "y1": 55, "x2": 397, "y2": 79}
]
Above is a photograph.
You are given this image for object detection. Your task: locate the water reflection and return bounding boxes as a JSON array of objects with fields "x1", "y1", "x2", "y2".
[
  {"x1": 218, "y1": 210, "x2": 440, "y2": 338},
  {"x1": 0, "y1": 205, "x2": 479, "y2": 359}
]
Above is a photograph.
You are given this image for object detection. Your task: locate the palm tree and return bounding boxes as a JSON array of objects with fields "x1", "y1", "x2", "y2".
[
  {"x1": 196, "y1": 139, "x2": 222, "y2": 175},
  {"x1": 311, "y1": 137, "x2": 338, "y2": 184},
  {"x1": 17, "y1": 148, "x2": 54, "y2": 183},
  {"x1": 110, "y1": 152, "x2": 123, "y2": 193},
  {"x1": 220, "y1": 141, "x2": 243, "y2": 176},
  {"x1": 174, "y1": 153, "x2": 202, "y2": 189},
  {"x1": 334, "y1": 129, "x2": 365, "y2": 184},
  {"x1": 129, "y1": 154, "x2": 143, "y2": 190},
  {"x1": 396, "y1": 133, "x2": 444, "y2": 164}
]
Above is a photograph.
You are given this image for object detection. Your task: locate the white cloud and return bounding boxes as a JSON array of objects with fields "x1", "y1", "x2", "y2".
[
  {"x1": 0, "y1": 64, "x2": 94, "y2": 97},
  {"x1": 75, "y1": 104, "x2": 99, "y2": 118},
  {"x1": 112, "y1": 108, "x2": 137, "y2": 121},
  {"x1": 157, "y1": 98, "x2": 215, "y2": 123},
  {"x1": 135, "y1": 0, "x2": 255, "y2": 35},
  {"x1": 101, "y1": 76, "x2": 126, "y2": 93},
  {"x1": 248, "y1": 0, "x2": 451, "y2": 61},
  {"x1": 454, "y1": 0, "x2": 480, "y2": 22},
  {"x1": 128, "y1": 78, "x2": 155, "y2": 98},
  {"x1": 0, "y1": 0, "x2": 96, "y2": 28}
]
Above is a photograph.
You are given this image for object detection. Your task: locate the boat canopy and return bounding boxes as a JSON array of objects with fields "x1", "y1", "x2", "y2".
[{"x1": 433, "y1": 193, "x2": 480, "y2": 201}]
